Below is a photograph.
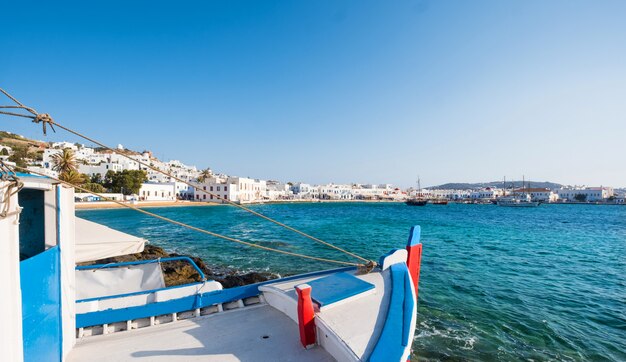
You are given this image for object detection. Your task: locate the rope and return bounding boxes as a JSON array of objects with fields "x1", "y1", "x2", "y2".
[
  {"x1": 12, "y1": 164, "x2": 360, "y2": 267},
  {"x1": 0, "y1": 87, "x2": 372, "y2": 265},
  {"x1": 0, "y1": 164, "x2": 23, "y2": 218}
]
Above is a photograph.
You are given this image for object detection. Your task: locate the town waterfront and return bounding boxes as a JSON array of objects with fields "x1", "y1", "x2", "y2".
[{"x1": 77, "y1": 202, "x2": 626, "y2": 361}]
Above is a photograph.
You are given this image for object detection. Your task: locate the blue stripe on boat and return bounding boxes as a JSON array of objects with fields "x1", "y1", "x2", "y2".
[
  {"x1": 76, "y1": 266, "x2": 356, "y2": 328},
  {"x1": 406, "y1": 225, "x2": 421, "y2": 247},
  {"x1": 368, "y1": 262, "x2": 414, "y2": 362}
]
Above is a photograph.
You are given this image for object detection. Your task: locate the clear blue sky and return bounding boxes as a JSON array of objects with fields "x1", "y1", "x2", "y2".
[{"x1": 1, "y1": 1, "x2": 625, "y2": 187}]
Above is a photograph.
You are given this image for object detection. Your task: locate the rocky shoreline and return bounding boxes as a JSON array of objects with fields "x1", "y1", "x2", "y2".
[{"x1": 78, "y1": 245, "x2": 278, "y2": 288}]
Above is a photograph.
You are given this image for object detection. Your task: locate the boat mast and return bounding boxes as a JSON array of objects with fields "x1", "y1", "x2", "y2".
[{"x1": 417, "y1": 176, "x2": 421, "y2": 198}]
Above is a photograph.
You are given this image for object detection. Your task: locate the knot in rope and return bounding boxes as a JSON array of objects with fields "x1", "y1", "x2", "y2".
[
  {"x1": 357, "y1": 260, "x2": 377, "y2": 275},
  {"x1": 32, "y1": 113, "x2": 55, "y2": 135}
]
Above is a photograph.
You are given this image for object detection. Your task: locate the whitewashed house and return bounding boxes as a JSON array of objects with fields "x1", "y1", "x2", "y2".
[
  {"x1": 175, "y1": 181, "x2": 194, "y2": 200},
  {"x1": 266, "y1": 181, "x2": 292, "y2": 200},
  {"x1": 470, "y1": 188, "x2": 499, "y2": 200},
  {"x1": 139, "y1": 182, "x2": 176, "y2": 201},
  {"x1": 512, "y1": 188, "x2": 556, "y2": 202},
  {"x1": 193, "y1": 176, "x2": 267, "y2": 203},
  {"x1": 556, "y1": 187, "x2": 613, "y2": 202}
]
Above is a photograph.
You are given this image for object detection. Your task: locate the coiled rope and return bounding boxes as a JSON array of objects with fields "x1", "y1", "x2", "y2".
[{"x1": 0, "y1": 87, "x2": 376, "y2": 270}]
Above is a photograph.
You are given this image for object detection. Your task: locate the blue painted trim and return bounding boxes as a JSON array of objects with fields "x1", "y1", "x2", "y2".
[
  {"x1": 20, "y1": 171, "x2": 48, "y2": 178},
  {"x1": 407, "y1": 225, "x2": 421, "y2": 247},
  {"x1": 402, "y1": 266, "x2": 415, "y2": 345},
  {"x1": 76, "y1": 256, "x2": 207, "y2": 281},
  {"x1": 21, "y1": 246, "x2": 62, "y2": 361},
  {"x1": 56, "y1": 185, "x2": 63, "y2": 361},
  {"x1": 0, "y1": 171, "x2": 49, "y2": 179},
  {"x1": 368, "y1": 261, "x2": 415, "y2": 362},
  {"x1": 76, "y1": 281, "x2": 206, "y2": 303},
  {"x1": 76, "y1": 266, "x2": 355, "y2": 328}
]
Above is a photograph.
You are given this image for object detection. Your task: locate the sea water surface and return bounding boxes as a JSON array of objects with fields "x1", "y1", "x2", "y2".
[{"x1": 77, "y1": 203, "x2": 626, "y2": 361}]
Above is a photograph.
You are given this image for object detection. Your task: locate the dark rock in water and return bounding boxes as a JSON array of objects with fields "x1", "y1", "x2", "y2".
[
  {"x1": 218, "y1": 272, "x2": 278, "y2": 289},
  {"x1": 77, "y1": 244, "x2": 278, "y2": 288}
]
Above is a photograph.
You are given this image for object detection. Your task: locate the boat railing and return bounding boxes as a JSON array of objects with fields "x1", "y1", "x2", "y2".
[
  {"x1": 75, "y1": 256, "x2": 207, "y2": 303},
  {"x1": 74, "y1": 263, "x2": 356, "y2": 336}
]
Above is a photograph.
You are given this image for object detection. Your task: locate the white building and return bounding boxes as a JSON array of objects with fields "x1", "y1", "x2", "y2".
[
  {"x1": 51, "y1": 141, "x2": 78, "y2": 150},
  {"x1": 78, "y1": 163, "x2": 124, "y2": 176},
  {"x1": 512, "y1": 188, "x2": 556, "y2": 202},
  {"x1": 139, "y1": 182, "x2": 176, "y2": 201},
  {"x1": 266, "y1": 181, "x2": 292, "y2": 200},
  {"x1": 556, "y1": 187, "x2": 613, "y2": 202},
  {"x1": 175, "y1": 181, "x2": 194, "y2": 200},
  {"x1": 469, "y1": 188, "x2": 502, "y2": 200},
  {"x1": 429, "y1": 189, "x2": 471, "y2": 200},
  {"x1": 193, "y1": 176, "x2": 267, "y2": 204},
  {"x1": 290, "y1": 183, "x2": 316, "y2": 199}
]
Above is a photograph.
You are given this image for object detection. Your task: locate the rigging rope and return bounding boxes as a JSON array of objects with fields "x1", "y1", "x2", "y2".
[
  {"x1": 10, "y1": 164, "x2": 361, "y2": 267},
  {"x1": 0, "y1": 87, "x2": 374, "y2": 267}
]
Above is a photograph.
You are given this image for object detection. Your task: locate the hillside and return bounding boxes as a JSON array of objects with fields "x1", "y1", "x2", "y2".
[
  {"x1": 428, "y1": 181, "x2": 564, "y2": 190},
  {"x1": 0, "y1": 131, "x2": 48, "y2": 150}
]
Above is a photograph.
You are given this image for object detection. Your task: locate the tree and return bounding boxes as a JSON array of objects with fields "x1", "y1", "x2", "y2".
[
  {"x1": 197, "y1": 168, "x2": 212, "y2": 183},
  {"x1": 0, "y1": 148, "x2": 8, "y2": 156},
  {"x1": 8, "y1": 145, "x2": 29, "y2": 168},
  {"x1": 574, "y1": 193, "x2": 587, "y2": 202},
  {"x1": 104, "y1": 170, "x2": 147, "y2": 195},
  {"x1": 59, "y1": 169, "x2": 85, "y2": 185},
  {"x1": 82, "y1": 182, "x2": 106, "y2": 193},
  {"x1": 51, "y1": 148, "x2": 77, "y2": 175}
]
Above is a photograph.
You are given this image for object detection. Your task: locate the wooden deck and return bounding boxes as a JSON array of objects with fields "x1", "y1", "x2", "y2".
[{"x1": 68, "y1": 305, "x2": 335, "y2": 362}]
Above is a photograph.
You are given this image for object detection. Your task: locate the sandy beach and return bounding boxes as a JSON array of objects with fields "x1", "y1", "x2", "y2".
[
  {"x1": 75, "y1": 200, "x2": 220, "y2": 210},
  {"x1": 75, "y1": 199, "x2": 404, "y2": 210}
]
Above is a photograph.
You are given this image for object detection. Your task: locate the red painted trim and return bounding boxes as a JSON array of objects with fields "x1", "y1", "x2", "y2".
[
  {"x1": 295, "y1": 284, "x2": 316, "y2": 348},
  {"x1": 406, "y1": 243, "x2": 422, "y2": 299}
]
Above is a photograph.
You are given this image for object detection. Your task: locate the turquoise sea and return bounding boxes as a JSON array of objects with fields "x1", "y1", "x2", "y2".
[{"x1": 77, "y1": 202, "x2": 626, "y2": 361}]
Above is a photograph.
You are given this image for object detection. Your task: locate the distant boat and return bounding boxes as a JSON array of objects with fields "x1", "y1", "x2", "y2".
[
  {"x1": 497, "y1": 195, "x2": 539, "y2": 207},
  {"x1": 431, "y1": 199, "x2": 448, "y2": 205},
  {"x1": 497, "y1": 176, "x2": 539, "y2": 207},
  {"x1": 406, "y1": 199, "x2": 428, "y2": 206},
  {"x1": 406, "y1": 177, "x2": 428, "y2": 206}
]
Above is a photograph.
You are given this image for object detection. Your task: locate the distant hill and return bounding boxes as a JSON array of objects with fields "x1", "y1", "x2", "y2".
[
  {"x1": 428, "y1": 181, "x2": 564, "y2": 190},
  {"x1": 0, "y1": 131, "x2": 48, "y2": 152}
]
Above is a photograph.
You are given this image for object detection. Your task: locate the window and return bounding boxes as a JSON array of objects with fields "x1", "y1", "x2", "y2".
[
  {"x1": 224, "y1": 186, "x2": 227, "y2": 192},
  {"x1": 224, "y1": 195, "x2": 228, "y2": 200},
  {"x1": 203, "y1": 186, "x2": 206, "y2": 191},
  {"x1": 217, "y1": 186, "x2": 221, "y2": 191},
  {"x1": 210, "y1": 186, "x2": 213, "y2": 191},
  {"x1": 211, "y1": 195, "x2": 213, "y2": 200},
  {"x1": 203, "y1": 194, "x2": 206, "y2": 200}
]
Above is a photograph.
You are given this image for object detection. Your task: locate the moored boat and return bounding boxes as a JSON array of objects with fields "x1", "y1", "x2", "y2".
[
  {"x1": 406, "y1": 199, "x2": 428, "y2": 206},
  {"x1": 0, "y1": 88, "x2": 425, "y2": 361},
  {"x1": 497, "y1": 176, "x2": 539, "y2": 207},
  {"x1": 406, "y1": 177, "x2": 428, "y2": 206},
  {"x1": 497, "y1": 195, "x2": 539, "y2": 207},
  {"x1": 1, "y1": 170, "x2": 424, "y2": 362}
]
